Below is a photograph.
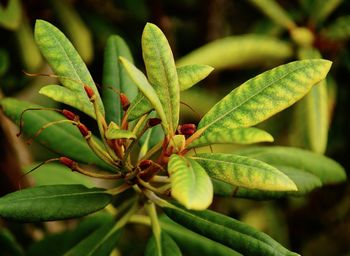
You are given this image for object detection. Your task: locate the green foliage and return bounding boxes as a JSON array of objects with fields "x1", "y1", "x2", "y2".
[
  {"x1": 0, "y1": 20, "x2": 344, "y2": 255},
  {"x1": 35, "y1": 20, "x2": 104, "y2": 119},
  {"x1": 0, "y1": 185, "x2": 112, "y2": 221},
  {"x1": 102, "y1": 35, "x2": 138, "y2": 125}
]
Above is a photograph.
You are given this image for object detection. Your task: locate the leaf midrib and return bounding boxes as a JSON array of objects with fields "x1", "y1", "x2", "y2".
[
  {"x1": 148, "y1": 27, "x2": 175, "y2": 133},
  {"x1": 1, "y1": 190, "x2": 106, "y2": 204},
  {"x1": 203, "y1": 63, "x2": 316, "y2": 130}
]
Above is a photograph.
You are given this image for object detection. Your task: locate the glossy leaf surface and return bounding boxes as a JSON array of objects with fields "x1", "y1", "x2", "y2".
[
  {"x1": 34, "y1": 20, "x2": 104, "y2": 118},
  {"x1": 142, "y1": 23, "x2": 180, "y2": 134},
  {"x1": 235, "y1": 146, "x2": 346, "y2": 184},
  {"x1": 177, "y1": 35, "x2": 292, "y2": 69},
  {"x1": 145, "y1": 232, "x2": 182, "y2": 256},
  {"x1": 197, "y1": 60, "x2": 332, "y2": 136},
  {"x1": 177, "y1": 64, "x2": 214, "y2": 90},
  {"x1": 192, "y1": 153, "x2": 297, "y2": 191},
  {"x1": 0, "y1": 98, "x2": 113, "y2": 171},
  {"x1": 102, "y1": 35, "x2": 138, "y2": 125},
  {"x1": 164, "y1": 205, "x2": 299, "y2": 256},
  {"x1": 248, "y1": 0, "x2": 295, "y2": 29},
  {"x1": 189, "y1": 127, "x2": 273, "y2": 148},
  {"x1": 119, "y1": 57, "x2": 169, "y2": 133},
  {"x1": 0, "y1": 185, "x2": 112, "y2": 222},
  {"x1": 168, "y1": 155, "x2": 213, "y2": 210}
]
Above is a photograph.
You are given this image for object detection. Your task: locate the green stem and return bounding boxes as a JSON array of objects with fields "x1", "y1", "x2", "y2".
[
  {"x1": 107, "y1": 183, "x2": 131, "y2": 195},
  {"x1": 145, "y1": 202, "x2": 162, "y2": 255},
  {"x1": 129, "y1": 214, "x2": 151, "y2": 226},
  {"x1": 139, "y1": 140, "x2": 163, "y2": 161}
]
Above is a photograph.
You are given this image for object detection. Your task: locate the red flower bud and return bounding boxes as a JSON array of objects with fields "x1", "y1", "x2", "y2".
[
  {"x1": 84, "y1": 85, "x2": 95, "y2": 99},
  {"x1": 59, "y1": 157, "x2": 75, "y2": 169},
  {"x1": 139, "y1": 160, "x2": 152, "y2": 170},
  {"x1": 62, "y1": 109, "x2": 77, "y2": 121},
  {"x1": 120, "y1": 93, "x2": 130, "y2": 111},
  {"x1": 78, "y1": 123, "x2": 90, "y2": 137},
  {"x1": 178, "y1": 124, "x2": 196, "y2": 136},
  {"x1": 148, "y1": 118, "x2": 161, "y2": 127}
]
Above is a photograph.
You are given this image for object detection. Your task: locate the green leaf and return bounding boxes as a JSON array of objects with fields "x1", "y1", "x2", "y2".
[
  {"x1": 160, "y1": 216, "x2": 241, "y2": 256},
  {"x1": 188, "y1": 127, "x2": 274, "y2": 148},
  {"x1": 126, "y1": 64, "x2": 213, "y2": 122},
  {"x1": 64, "y1": 221, "x2": 121, "y2": 256},
  {"x1": 102, "y1": 35, "x2": 138, "y2": 125},
  {"x1": 39, "y1": 85, "x2": 93, "y2": 118},
  {"x1": 139, "y1": 118, "x2": 164, "y2": 158},
  {"x1": 290, "y1": 48, "x2": 328, "y2": 154},
  {"x1": 176, "y1": 35, "x2": 293, "y2": 69},
  {"x1": 235, "y1": 146, "x2": 346, "y2": 184},
  {"x1": 248, "y1": 0, "x2": 296, "y2": 29},
  {"x1": 105, "y1": 121, "x2": 136, "y2": 140},
  {"x1": 23, "y1": 163, "x2": 94, "y2": 187},
  {"x1": 0, "y1": 185, "x2": 112, "y2": 222},
  {"x1": 168, "y1": 155, "x2": 213, "y2": 210},
  {"x1": 34, "y1": 19, "x2": 104, "y2": 119},
  {"x1": 177, "y1": 64, "x2": 214, "y2": 90},
  {"x1": 0, "y1": 228, "x2": 24, "y2": 256},
  {"x1": 145, "y1": 232, "x2": 182, "y2": 256},
  {"x1": 322, "y1": 15, "x2": 350, "y2": 40},
  {"x1": 50, "y1": 0, "x2": 93, "y2": 63},
  {"x1": 28, "y1": 212, "x2": 114, "y2": 256},
  {"x1": 164, "y1": 205, "x2": 299, "y2": 256},
  {"x1": 0, "y1": 98, "x2": 113, "y2": 171},
  {"x1": 126, "y1": 93, "x2": 152, "y2": 121},
  {"x1": 119, "y1": 57, "x2": 169, "y2": 133},
  {"x1": 197, "y1": 60, "x2": 332, "y2": 136},
  {"x1": 0, "y1": 0, "x2": 22, "y2": 30},
  {"x1": 309, "y1": 0, "x2": 342, "y2": 25},
  {"x1": 213, "y1": 166, "x2": 322, "y2": 200},
  {"x1": 191, "y1": 153, "x2": 297, "y2": 191},
  {"x1": 142, "y1": 23, "x2": 180, "y2": 134}
]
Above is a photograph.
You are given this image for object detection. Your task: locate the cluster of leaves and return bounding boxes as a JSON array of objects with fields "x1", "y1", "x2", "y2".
[{"x1": 0, "y1": 19, "x2": 346, "y2": 255}]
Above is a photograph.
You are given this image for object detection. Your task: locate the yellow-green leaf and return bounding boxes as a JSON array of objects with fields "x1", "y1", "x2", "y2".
[
  {"x1": 105, "y1": 121, "x2": 136, "y2": 140},
  {"x1": 142, "y1": 23, "x2": 179, "y2": 135},
  {"x1": 119, "y1": 57, "x2": 169, "y2": 133},
  {"x1": 191, "y1": 153, "x2": 297, "y2": 191},
  {"x1": 197, "y1": 60, "x2": 332, "y2": 136},
  {"x1": 34, "y1": 20, "x2": 104, "y2": 119},
  {"x1": 177, "y1": 64, "x2": 214, "y2": 90},
  {"x1": 248, "y1": 0, "x2": 296, "y2": 29},
  {"x1": 176, "y1": 35, "x2": 292, "y2": 69},
  {"x1": 188, "y1": 127, "x2": 273, "y2": 148},
  {"x1": 168, "y1": 155, "x2": 213, "y2": 210},
  {"x1": 235, "y1": 146, "x2": 346, "y2": 184}
]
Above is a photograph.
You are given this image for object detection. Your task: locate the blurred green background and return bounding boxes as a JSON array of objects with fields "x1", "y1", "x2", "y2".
[{"x1": 1, "y1": 0, "x2": 350, "y2": 255}]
